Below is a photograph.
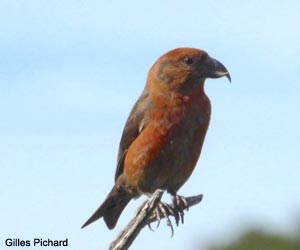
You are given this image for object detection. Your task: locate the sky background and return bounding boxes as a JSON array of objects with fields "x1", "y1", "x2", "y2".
[{"x1": 0, "y1": 0, "x2": 300, "y2": 249}]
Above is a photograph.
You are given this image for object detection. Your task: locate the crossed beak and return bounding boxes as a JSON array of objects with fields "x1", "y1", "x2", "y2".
[{"x1": 204, "y1": 55, "x2": 231, "y2": 82}]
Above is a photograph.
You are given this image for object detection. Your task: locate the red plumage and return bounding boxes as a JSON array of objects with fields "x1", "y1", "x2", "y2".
[{"x1": 82, "y1": 48, "x2": 230, "y2": 229}]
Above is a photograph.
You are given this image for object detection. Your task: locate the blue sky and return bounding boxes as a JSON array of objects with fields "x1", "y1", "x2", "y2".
[{"x1": 0, "y1": 1, "x2": 300, "y2": 249}]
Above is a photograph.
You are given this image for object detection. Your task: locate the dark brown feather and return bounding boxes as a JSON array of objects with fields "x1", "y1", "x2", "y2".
[
  {"x1": 114, "y1": 90, "x2": 150, "y2": 181},
  {"x1": 81, "y1": 185, "x2": 135, "y2": 229}
]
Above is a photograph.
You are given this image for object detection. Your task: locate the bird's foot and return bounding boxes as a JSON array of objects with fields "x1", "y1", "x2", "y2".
[
  {"x1": 172, "y1": 195, "x2": 189, "y2": 226},
  {"x1": 151, "y1": 202, "x2": 175, "y2": 236},
  {"x1": 147, "y1": 195, "x2": 189, "y2": 236}
]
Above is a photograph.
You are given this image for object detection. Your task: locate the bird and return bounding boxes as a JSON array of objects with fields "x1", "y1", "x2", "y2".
[{"x1": 82, "y1": 47, "x2": 231, "y2": 230}]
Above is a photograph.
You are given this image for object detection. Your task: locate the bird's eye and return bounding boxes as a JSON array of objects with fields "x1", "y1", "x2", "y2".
[{"x1": 183, "y1": 56, "x2": 194, "y2": 65}]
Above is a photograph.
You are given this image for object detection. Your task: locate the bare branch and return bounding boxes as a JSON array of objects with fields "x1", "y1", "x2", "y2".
[
  {"x1": 109, "y1": 190, "x2": 203, "y2": 250},
  {"x1": 109, "y1": 189, "x2": 164, "y2": 250}
]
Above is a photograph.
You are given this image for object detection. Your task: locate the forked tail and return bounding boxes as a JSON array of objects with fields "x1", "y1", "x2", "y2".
[{"x1": 81, "y1": 185, "x2": 134, "y2": 229}]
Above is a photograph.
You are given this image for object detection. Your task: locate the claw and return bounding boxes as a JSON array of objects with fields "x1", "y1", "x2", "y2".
[
  {"x1": 155, "y1": 205, "x2": 161, "y2": 228},
  {"x1": 147, "y1": 223, "x2": 154, "y2": 232},
  {"x1": 172, "y1": 195, "x2": 189, "y2": 226}
]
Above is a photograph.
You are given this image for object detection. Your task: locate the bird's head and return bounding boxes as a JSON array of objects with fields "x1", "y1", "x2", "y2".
[{"x1": 147, "y1": 48, "x2": 231, "y2": 94}]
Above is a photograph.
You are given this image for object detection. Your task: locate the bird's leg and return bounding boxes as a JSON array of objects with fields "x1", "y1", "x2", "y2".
[{"x1": 172, "y1": 194, "x2": 189, "y2": 226}]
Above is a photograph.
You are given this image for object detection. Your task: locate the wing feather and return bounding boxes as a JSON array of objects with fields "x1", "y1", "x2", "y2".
[{"x1": 114, "y1": 91, "x2": 150, "y2": 181}]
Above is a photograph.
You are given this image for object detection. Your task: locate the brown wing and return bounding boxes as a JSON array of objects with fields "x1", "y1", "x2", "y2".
[{"x1": 114, "y1": 90, "x2": 150, "y2": 181}]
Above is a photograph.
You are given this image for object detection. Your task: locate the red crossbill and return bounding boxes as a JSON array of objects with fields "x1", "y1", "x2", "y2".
[{"x1": 82, "y1": 47, "x2": 230, "y2": 229}]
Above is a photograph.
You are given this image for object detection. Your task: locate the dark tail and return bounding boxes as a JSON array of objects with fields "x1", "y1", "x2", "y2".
[{"x1": 81, "y1": 185, "x2": 134, "y2": 229}]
